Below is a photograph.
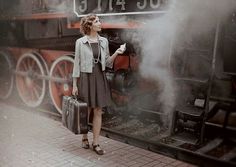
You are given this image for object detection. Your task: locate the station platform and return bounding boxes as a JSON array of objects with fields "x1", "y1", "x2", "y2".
[{"x1": 0, "y1": 102, "x2": 196, "y2": 167}]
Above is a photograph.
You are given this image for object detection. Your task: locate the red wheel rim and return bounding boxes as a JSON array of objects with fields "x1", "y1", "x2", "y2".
[{"x1": 49, "y1": 56, "x2": 74, "y2": 114}]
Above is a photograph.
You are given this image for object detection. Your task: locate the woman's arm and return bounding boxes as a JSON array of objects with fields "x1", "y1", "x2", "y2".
[
  {"x1": 72, "y1": 39, "x2": 80, "y2": 95},
  {"x1": 73, "y1": 78, "x2": 77, "y2": 88},
  {"x1": 72, "y1": 39, "x2": 81, "y2": 78},
  {"x1": 105, "y1": 38, "x2": 124, "y2": 68},
  {"x1": 72, "y1": 77, "x2": 78, "y2": 95}
]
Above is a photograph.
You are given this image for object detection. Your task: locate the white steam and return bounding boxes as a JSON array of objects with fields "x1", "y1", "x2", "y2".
[
  {"x1": 123, "y1": 0, "x2": 236, "y2": 128},
  {"x1": 44, "y1": 1, "x2": 71, "y2": 12}
]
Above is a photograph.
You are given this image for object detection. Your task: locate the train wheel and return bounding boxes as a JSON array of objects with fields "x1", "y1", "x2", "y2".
[
  {"x1": 49, "y1": 55, "x2": 74, "y2": 114},
  {"x1": 0, "y1": 51, "x2": 14, "y2": 99},
  {"x1": 15, "y1": 52, "x2": 48, "y2": 107}
]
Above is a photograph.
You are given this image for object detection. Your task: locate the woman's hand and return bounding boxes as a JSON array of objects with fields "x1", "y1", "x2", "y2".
[
  {"x1": 72, "y1": 86, "x2": 78, "y2": 96},
  {"x1": 115, "y1": 48, "x2": 125, "y2": 55},
  {"x1": 115, "y1": 43, "x2": 126, "y2": 55}
]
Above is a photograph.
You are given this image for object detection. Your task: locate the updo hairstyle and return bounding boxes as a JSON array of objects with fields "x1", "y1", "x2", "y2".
[{"x1": 80, "y1": 14, "x2": 97, "y2": 35}]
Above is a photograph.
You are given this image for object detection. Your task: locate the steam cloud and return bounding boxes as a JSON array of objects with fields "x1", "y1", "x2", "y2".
[{"x1": 123, "y1": 0, "x2": 236, "y2": 128}]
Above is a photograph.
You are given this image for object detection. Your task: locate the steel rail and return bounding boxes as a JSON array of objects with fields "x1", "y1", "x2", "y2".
[{"x1": 100, "y1": 126, "x2": 236, "y2": 167}]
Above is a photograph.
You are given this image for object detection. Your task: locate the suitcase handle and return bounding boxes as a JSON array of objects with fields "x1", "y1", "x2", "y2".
[
  {"x1": 72, "y1": 95, "x2": 78, "y2": 100},
  {"x1": 72, "y1": 95, "x2": 83, "y2": 101}
]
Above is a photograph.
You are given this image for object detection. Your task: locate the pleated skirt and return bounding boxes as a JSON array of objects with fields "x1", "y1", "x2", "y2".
[{"x1": 79, "y1": 63, "x2": 111, "y2": 108}]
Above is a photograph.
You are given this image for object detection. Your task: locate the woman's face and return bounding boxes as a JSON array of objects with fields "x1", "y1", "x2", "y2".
[{"x1": 91, "y1": 16, "x2": 101, "y2": 32}]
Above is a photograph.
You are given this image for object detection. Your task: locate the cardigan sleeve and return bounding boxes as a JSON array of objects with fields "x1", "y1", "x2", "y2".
[
  {"x1": 72, "y1": 39, "x2": 80, "y2": 78},
  {"x1": 105, "y1": 38, "x2": 113, "y2": 68}
]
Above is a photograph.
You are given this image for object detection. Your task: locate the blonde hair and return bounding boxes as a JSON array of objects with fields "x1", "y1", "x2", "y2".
[{"x1": 80, "y1": 14, "x2": 97, "y2": 35}]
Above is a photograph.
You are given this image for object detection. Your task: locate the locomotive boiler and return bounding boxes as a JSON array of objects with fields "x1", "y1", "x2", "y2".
[{"x1": 0, "y1": 0, "x2": 236, "y2": 166}]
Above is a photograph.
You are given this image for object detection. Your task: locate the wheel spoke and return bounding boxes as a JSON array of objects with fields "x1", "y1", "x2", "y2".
[
  {"x1": 64, "y1": 61, "x2": 69, "y2": 75},
  {"x1": 52, "y1": 80, "x2": 63, "y2": 94},
  {"x1": 18, "y1": 77, "x2": 27, "y2": 98},
  {"x1": 29, "y1": 87, "x2": 35, "y2": 101},
  {"x1": 16, "y1": 53, "x2": 47, "y2": 107},
  {"x1": 22, "y1": 61, "x2": 28, "y2": 71},
  {"x1": 32, "y1": 86, "x2": 40, "y2": 99},
  {"x1": 34, "y1": 82, "x2": 43, "y2": 92},
  {"x1": 31, "y1": 60, "x2": 36, "y2": 70},
  {"x1": 27, "y1": 58, "x2": 31, "y2": 68},
  {"x1": 56, "y1": 65, "x2": 65, "y2": 77}
]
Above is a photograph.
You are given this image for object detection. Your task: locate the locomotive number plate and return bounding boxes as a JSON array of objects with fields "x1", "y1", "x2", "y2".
[{"x1": 74, "y1": 0, "x2": 167, "y2": 16}]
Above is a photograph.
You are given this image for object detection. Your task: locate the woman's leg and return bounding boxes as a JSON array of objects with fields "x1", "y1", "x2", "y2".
[
  {"x1": 82, "y1": 107, "x2": 91, "y2": 140},
  {"x1": 92, "y1": 107, "x2": 102, "y2": 145}
]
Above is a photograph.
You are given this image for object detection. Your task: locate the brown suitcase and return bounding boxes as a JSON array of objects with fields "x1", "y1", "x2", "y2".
[{"x1": 62, "y1": 96, "x2": 88, "y2": 134}]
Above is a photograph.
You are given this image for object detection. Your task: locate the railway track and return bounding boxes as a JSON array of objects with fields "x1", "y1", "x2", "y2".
[{"x1": 100, "y1": 108, "x2": 236, "y2": 167}]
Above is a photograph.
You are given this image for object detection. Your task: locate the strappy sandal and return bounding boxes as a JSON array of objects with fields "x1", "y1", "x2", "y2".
[
  {"x1": 92, "y1": 144, "x2": 104, "y2": 155},
  {"x1": 82, "y1": 138, "x2": 90, "y2": 149}
]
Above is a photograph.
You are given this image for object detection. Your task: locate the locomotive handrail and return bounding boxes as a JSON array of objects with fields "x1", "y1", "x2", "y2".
[
  {"x1": 200, "y1": 19, "x2": 221, "y2": 144},
  {"x1": 174, "y1": 77, "x2": 208, "y2": 84},
  {"x1": 177, "y1": 47, "x2": 212, "y2": 54},
  {"x1": 210, "y1": 96, "x2": 236, "y2": 103}
]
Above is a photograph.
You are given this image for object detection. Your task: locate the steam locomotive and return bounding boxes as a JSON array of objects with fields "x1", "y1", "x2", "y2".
[{"x1": 0, "y1": 0, "x2": 236, "y2": 166}]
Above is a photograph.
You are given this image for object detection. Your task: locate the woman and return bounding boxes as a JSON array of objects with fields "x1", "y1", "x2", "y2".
[{"x1": 72, "y1": 14, "x2": 124, "y2": 155}]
